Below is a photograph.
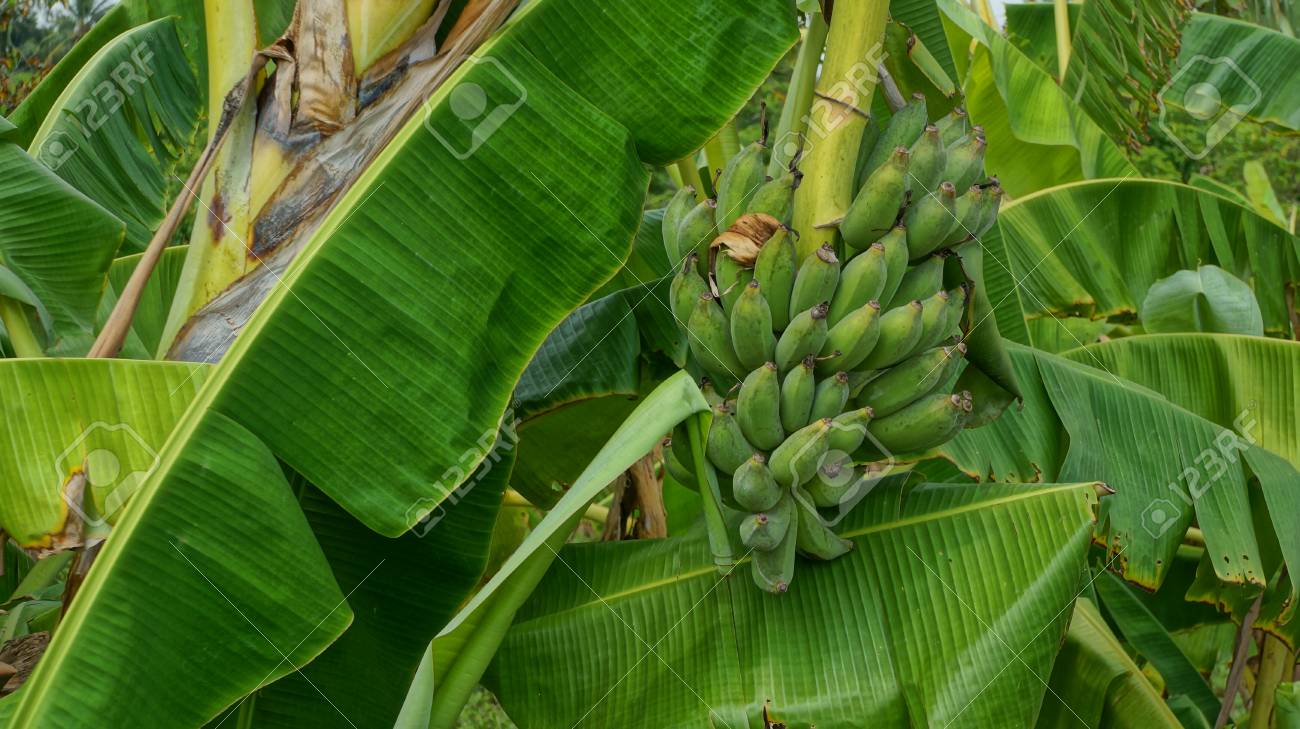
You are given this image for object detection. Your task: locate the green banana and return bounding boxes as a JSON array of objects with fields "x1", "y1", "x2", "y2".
[
  {"x1": 940, "y1": 185, "x2": 986, "y2": 247},
  {"x1": 716, "y1": 141, "x2": 768, "y2": 230},
  {"x1": 805, "y1": 461, "x2": 859, "y2": 508},
  {"x1": 753, "y1": 227, "x2": 797, "y2": 330},
  {"x1": 793, "y1": 488, "x2": 854, "y2": 560},
  {"x1": 733, "y1": 453, "x2": 782, "y2": 512},
  {"x1": 736, "y1": 362, "x2": 784, "y2": 451},
  {"x1": 840, "y1": 147, "x2": 908, "y2": 251},
  {"x1": 670, "y1": 253, "x2": 708, "y2": 324},
  {"x1": 889, "y1": 254, "x2": 944, "y2": 309},
  {"x1": 974, "y1": 182, "x2": 1002, "y2": 238},
  {"x1": 857, "y1": 344, "x2": 965, "y2": 417},
  {"x1": 769, "y1": 417, "x2": 831, "y2": 487},
  {"x1": 828, "y1": 242, "x2": 888, "y2": 327},
  {"x1": 810, "y1": 371, "x2": 850, "y2": 421},
  {"x1": 774, "y1": 302, "x2": 829, "y2": 374},
  {"x1": 740, "y1": 491, "x2": 794, "y2": 551},
  {"x1": 747, "y1": 169, "x2": 800, "y2": 225},
  {"x1": 942, "y1": 132, "x2": 987, "y2": 194},
  {"x1": 715, "y1": 251, "x2": 752, "y2": 317},
  {"x1": 867, "y1": 391, "x2": 972, "y2": 453},
  {"x1": 878, "y1": 225, "x2": 910, "y2": 307},
  {"x1": 706, "y1": 400, "x2": 755, "y2": 473},
  {"x1": 827, "y1": 406, "x2": 874, "y2": 453},
  {"x1": 818, "y1": 301, "x2": 881, "y2": 374},
  {"x1": 861, "y1": 92, "x2": 927, "y2": 179},
  {"x1": 936, "y1": 106, "x2": 969, "y2": 147},
  {"x1": 907, "y1": 125, "x2": 946, "y2": 194},
  {"x1": 856, "y1": 299, "x2": 924, "y2": 370},
  {"x1": 751, "y1": 506, "x2": 797, "y2": 593},
  {"x1": 779, "y1": 355, "x2": 816, "y2": 433},
  {"x1": 662, "y1": 185, "x2": 697, "y2": 262},
  {"x1": 911, "y1": 289, "x2": 954, "y2": 355},
  {"x1": 905, "y1": 181, "x2": 959, "y2": 260},
  {"x1": 663, "y1": 442, "x2": 698, "y2": 491},
  {"x1": 687, "y1": 292, "x2": 744, "y2": 386},
  {"x1": 677, "y1": 199, "x2": 719, "y2": 276},
  {"x1": 789, "y1": 244, "x2": 839, "y2": 318},
  {"x1": 731, "y1": 280, "x2": 777, "y2": 370}
]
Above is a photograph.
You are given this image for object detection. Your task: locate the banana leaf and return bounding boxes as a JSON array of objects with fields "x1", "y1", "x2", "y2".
[
  {"x1": 0, "y1": 122, "x2": 124, "y2": 355},
  {"x1": 1169, "y1": 13, "x2": 1300, "y2": 134},
  {"x1": 1005, "y1": 3, "x2": 1082, "y2": 77},
  {"x1": 1140, "y1": 265, "x2": 1264, "y2": 336},
  {"x1": 1037, "y1": 598, "x2": 1183, "y2": 728},
  {"x1": 941, "y1": 341, "x2": 1300, "y2": 599},
  {"x1": 97, "y1": 246, "x2": 189, "y2": 360},
  {"x1": 7, "y1": 0, "x2": 798, "y2": 722},
  {"x1": 998, "y1": 178, "x2": 1300, "y2": 338},
  {"x1": 27, "y1": 19, "x2": 202, "y2": 254},
  {"x1": 935, "y1": 0, "x2": 1137, "y2": 197},
  {"x1": 426, "y1": 371, "x2": 711, "y2": 728},
  {"x1": 890, "y1": 0, "x2": 961, "y2": 82},
  {"x1": 488, "y1": 481, "x2": 1100, "y2": 728}
]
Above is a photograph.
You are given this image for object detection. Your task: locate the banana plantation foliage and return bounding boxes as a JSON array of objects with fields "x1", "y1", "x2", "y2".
[{"x1": 0, "y1": 0, "x2": 1298, "y2": 727}]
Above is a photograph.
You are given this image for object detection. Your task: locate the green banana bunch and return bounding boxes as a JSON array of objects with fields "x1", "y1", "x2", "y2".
[
  {"x1": 717, "y1": 140, "x2": 768, "y2": 230},
  {"x1": 867, "y1": 390, "x2": 972, "y2": 453},
  {"x1": 659, "y1": 93, "x2": 1014, "y2": 595}
]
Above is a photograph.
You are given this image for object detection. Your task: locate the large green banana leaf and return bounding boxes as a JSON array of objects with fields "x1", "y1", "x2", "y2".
[
  {"x1": 426, "y1": 371, "x2": 711, "y2": 728},
  {"x1": 0, "y1": 359, "x2": 348, "y2": 726},
  {"x1": 935, "y1": 0, "x2": 1136, "y2": 197},
  {"x1": 1170, "y1": 13, "x2": 1300, "y2": 133},
  {"x1": 27, "y1": 19, "x2": 202, "y2": 254},
  {"x1": 996, "y1": 178, "x2": 1300, "y2": 338},
  {"x1": 942, "y1": 341, "x2": 1300, "y2": 599},
  {"x1": 1005, "y1": 3, "x2": 1081, "y2": 77},
  {"x1": 6, "y1": 1, "x2": 796, "y2": 723},
  {"x1": 487, "y1": 481, "x2": 1100, "y2": 728},
  {"x1": 0, "y1": 121, "x2": 124, "y2": 354},
  {"x1": 1038, "y1": 598, "x2": 1183, "y2": 728}
]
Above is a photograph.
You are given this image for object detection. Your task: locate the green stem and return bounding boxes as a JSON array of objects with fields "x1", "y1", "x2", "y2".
[
  {"x1": 768, "y1": 11, "x2": 830, "y2": 178},
  {"x1": 1249, "y1": 635, "x2": 1297, "y2": 729},
  {"x1": 0, "y1": 296, "x2": 42, "y2": 357},
  {"x1": 674, "y1": 157, "x2": 708, "y2": 203},
  {"x1": 1054, "y1": 0, "x2": 1072, "y2": 81},
  {"x1": 686, "y1": 415, "x2": 734, "y2": 570},
  {"x1": 791, "y1": 0, "x2": 891, "y2": 259},
  {"x1": 704, "y1": 132, "x2": 729, "y2": 190}
]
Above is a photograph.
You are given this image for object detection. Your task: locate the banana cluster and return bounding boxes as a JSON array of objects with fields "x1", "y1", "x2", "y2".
[{"x1": 662, "y1": 96, "x2": 999, "y2": 594}]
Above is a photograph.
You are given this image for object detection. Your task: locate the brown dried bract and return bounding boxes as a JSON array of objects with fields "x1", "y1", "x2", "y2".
[{"x1": 710, "y1": 213, "x2": 783, "y2": 266}]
